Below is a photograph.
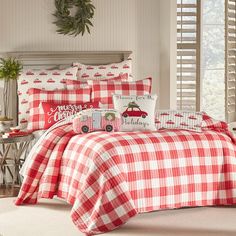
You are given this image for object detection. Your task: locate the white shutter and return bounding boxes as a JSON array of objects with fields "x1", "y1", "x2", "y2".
[
  {"x1": 225, "y1": 0, "x2": 236, "y2": 122},
  {"x1": 177, "y1": 0, "x2": 201, "y2": 111}
]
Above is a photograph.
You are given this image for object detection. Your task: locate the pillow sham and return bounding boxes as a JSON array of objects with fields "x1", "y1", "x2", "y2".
[
  {"x1": 42, "y1": 101, "x2": 99, "y2": 129},
  {"x1": 17, "y1": 66, "x2": 78, "y2": 128},
  {"x1": 65, "y1": 73, "x2": 129, "y2": 90},
  {"x1": 201, "y1": 113, "x2": 228, "y2": 132},
  {"x1": 113, "y1": 94, "x2": 157, "y2": 131},
  {"x1": 88, "y1": 78, "x2": 152, "y2": 109},
  {"x1": 73, "y1": 59, "x2": 133, "y2": 81},
  {"x1": 27, "y1": 87, "x2": 91, "y2": 131},
  {"x1": 155, "y1": 110, "x2": 203, "y2": 132}
]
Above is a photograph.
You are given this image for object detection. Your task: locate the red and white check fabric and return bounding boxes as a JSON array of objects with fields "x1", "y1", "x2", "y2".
[
  {"x1": 73, "y1": 59, "x2": 133, "y2": 81},
  {"x1": 202, "y1": 113, "x2": 229, "y2": 132},
  {"x1": 65, "y1": 73, "x2": 129, "y2": 90},
  {"x1": 88, "y1": 78, "x2": 152, "y2": 108},
  {"x1": 27, "y1": 88, "x2": 91, "y2": 131},
  {"x1": 17, "y1": 66, "x2": 78, "y2": 128},
  {"x1": 16, "y1": 117, "x2": 236, "y2": 235}
]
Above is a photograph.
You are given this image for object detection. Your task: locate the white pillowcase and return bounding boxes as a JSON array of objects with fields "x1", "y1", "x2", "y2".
[
  {"x1": 156, "y1": 110, "x2": 203, "y2": 132},
  {"x1": 73, "y1": 59, "x2": 133, "y2": 81},
  {"x1": 17, "y1": 66, "x2": 78, "y2": 129},
  {"x1": 113, "y1": 94, "x2": 157, "y2": 131}
]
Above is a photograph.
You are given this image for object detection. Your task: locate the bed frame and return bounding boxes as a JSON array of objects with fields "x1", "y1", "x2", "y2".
[{"x1": 5, "y1": 51, "x2": 132, "y2": 125}]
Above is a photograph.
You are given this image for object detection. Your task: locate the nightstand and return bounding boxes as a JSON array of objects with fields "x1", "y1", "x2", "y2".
[{"x1": 0, "y1": 134, "x2": 34, "y2": 197}]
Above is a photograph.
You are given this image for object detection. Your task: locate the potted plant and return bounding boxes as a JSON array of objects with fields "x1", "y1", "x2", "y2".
[{"x1": 0, "y1": 57, "x2": 22, "y2": 132}]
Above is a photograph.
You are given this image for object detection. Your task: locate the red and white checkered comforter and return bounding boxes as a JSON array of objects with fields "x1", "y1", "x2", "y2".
[{"x1": 15, "y1": 117, "x2": 236, "y2": 235}]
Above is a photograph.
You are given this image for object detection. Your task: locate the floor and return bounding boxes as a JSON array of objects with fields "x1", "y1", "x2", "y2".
[{"x1": 0, "y1": 198, "x2": 236, "y2": 236}]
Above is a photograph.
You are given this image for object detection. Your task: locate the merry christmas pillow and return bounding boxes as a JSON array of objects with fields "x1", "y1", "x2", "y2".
[
  {"x1": 155, "y1": 110, "x2": 203, "y2": 132},
  {"x1": 113, "y1": 94, "x2": 157, "y2": 131},
  {"x1": 42, "y1": 101, "x2": 99, "y2": 129}
]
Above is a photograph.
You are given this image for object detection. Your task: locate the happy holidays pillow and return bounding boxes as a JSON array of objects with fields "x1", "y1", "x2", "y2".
[{"x1": 113, "y1": 94, "x2": 157, "y2": 131}]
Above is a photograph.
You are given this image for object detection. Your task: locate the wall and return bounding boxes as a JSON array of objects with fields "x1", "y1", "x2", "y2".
[
  {"x1": 0, "y1": 0, "x2": 176, "y2": 113},
  {"x1": 159, "y1": 0, "x2": 177, "y2": 109}
]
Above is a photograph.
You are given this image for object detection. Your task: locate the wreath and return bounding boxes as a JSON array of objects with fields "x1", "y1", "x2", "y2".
[{"x1": 53, "y1": 0, "x2": 95, "y2": 36}]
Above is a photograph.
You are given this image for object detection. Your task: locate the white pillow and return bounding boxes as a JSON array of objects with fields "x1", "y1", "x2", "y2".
[
  {"x1": 113, "y1": 94, "x2": 157, "y2": 131},
  {"x1": 17, "y1": 66, "x2": 78, "y2": 128},
  {"x1": 73, "y1": 59, "x2": 133, "y2": 81},
  {"x1": 156, "y1": 110, "x2": 203, "y2": 132}
]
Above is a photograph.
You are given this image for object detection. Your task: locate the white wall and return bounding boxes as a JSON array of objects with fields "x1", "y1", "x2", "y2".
[
  {"x1": 159, "y1": 0, "x2": 177, "y2": 109},
  {"x1": 0, "y1": 0, "x2": 176, "y2": 110}
]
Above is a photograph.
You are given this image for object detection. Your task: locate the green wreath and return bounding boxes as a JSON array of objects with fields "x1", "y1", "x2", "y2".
[{"x1": 53, "y1": 0, "x2": 95, "y2": 36}]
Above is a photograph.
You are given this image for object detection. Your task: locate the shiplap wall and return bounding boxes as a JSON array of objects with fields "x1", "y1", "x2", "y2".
[{"x1": 0, "y1": 0, "x2": 176, "y2": 111}]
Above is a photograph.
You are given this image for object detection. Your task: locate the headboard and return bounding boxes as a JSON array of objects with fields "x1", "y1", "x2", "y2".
[{"x1": 5, "y1": 51, "x2": 132, "y2": 125}]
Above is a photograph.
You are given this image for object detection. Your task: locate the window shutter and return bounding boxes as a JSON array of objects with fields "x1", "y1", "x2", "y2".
[
  {"x1": 177, "y1": 0, "x2": 201, "y2": 111},
  {"x1": 225, "y1": 0, "x2": 236, "y2": 122}
]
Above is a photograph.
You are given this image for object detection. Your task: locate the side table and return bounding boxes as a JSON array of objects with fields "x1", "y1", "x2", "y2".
[{"x1": 0, "y1": 134, "x2": 34, "y2": 197}]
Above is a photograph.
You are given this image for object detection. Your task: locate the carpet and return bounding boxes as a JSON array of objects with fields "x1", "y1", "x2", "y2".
[{"x1": 0, "y1": 197, "x2": 236, "y2": 236}]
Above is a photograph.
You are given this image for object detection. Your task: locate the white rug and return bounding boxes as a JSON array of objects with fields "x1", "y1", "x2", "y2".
[{"x1": 0, "y1": 197, "x2": 236, "y2": 236}]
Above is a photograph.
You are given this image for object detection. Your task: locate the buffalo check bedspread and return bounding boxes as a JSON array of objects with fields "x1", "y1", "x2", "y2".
[{"x1": 15, "y1": 117, "x2": 236, "y2": 235}]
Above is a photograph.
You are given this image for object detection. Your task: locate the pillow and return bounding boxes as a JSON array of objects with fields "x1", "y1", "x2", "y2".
[
  {"x1": 113, "y1": 94, "x2": 157, "y2": 131},
  {"x1": 65, "y1": 73, "x2": 129, "y2": 90},
  {"x1": 17, "y1": 66, "x2": 78, "y2": 128},
  {"x1": 73, "y1": 59, "x2": 133, "y2": 81},
  {"x1": 42, "y1": 101, "x2": 99, "y2": 129},
  {"x1": 73, "y1": 108, "x2": 122, "y2": 133},
  {"x1": 88, "y1": 78, "x2": 152, "y2": 109},
  {"x1": 201, "y1": 113, "x2": 228, "y2": 132},
  {"x1": 27, "y1": 87, "x2": 91, "y2": 131},
  {"x1": 155, "y1": 110, "x2": 203, "y2": 132}
]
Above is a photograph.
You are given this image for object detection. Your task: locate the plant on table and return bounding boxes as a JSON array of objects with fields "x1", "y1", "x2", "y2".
[{"x1": 0, "y1": 57, "x2": 22, "y2": 121}]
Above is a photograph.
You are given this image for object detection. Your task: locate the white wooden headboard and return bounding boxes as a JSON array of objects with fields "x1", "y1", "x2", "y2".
[{"x1": 5, "y1": 51, "x2": 132, "y2": 125}]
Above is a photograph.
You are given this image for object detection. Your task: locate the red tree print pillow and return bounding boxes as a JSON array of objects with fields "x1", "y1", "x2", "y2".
[
  {"x1": 17, "y1": 66, "x2": 78, "y2": 129},
  {"x1": 156, "y1": 110, "x2": 203, "y2": 132},
  {"x1": 73, "y1": 59, "x2": 133, "y2": 81}
]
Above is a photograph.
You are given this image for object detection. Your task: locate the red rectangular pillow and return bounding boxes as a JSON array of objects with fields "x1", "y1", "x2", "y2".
[
  {"x1": 27, "y1": 88, "x2": 91, "y2": 131},
  {"x1": 42, "y1": 101, "x2": 99, "y2": 129},
  {"x1": 88, "y1": 78, "x2": 152, "y2": 108}
]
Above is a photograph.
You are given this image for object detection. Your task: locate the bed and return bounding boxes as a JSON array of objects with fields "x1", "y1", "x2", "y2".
[{"x1": 10, "y1": 52, "x2": 236, "y2": 235}]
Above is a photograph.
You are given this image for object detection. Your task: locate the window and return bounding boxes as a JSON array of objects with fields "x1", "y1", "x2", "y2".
[
  {"x1": 225, "y1": 0, "x2": 236, "y2": 122},
  {"x1": 177, "y1": 0, "x2": 236, "y2": 121},
  {"x1": 177, "y1": 0, "x2": 201, "y2": 111},
  {"x1": 202, "y1": 0, "x2": 225, "y2": 121}
]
